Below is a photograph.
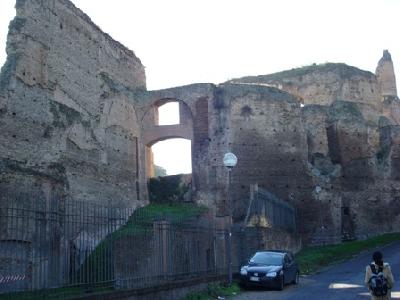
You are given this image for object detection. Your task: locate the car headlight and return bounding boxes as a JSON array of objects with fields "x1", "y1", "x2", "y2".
[
  {"x1": 240, "y1": 268, "x2": 247, "y2": 275},
  {"x1": 266, "y1": 272, "x2": 277, "y2": 277}
]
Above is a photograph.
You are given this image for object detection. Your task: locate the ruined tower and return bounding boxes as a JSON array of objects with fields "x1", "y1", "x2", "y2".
[{"x1": 376, "y1": 50, "x2": 398, "y2": 99}]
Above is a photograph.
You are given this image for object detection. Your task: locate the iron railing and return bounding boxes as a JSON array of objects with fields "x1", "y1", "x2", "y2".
[
  {"x1": 0, "y1": 198, "x2": 236, "y2": 298},
  {"x1": 245, "y1": 184, "x2": 297, "y2": 231},
  {"x1": 0, "y1": 192, "x2": 297, "y2": 299}
]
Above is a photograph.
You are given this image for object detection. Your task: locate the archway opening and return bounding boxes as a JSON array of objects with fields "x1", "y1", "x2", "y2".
[
  {"x1": 150, "y1": 138, "x2": 192, "y2": 177},
  {"x1": 157, "y1": 102, "x2": 180, "y2": 125},
  {"x1": 147, "y1": 138, "x2": 192, "y2": 203}
]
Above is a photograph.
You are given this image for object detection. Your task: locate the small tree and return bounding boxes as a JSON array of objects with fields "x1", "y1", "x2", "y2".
[
  {"x1": 148, "y1": 175, "x2": 189, "y2": 204},
  {"x1": 154, "y1": 164, "x2": 167, "y2": 177}
]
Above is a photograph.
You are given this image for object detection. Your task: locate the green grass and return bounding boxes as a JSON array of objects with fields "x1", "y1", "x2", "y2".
[
  {"x1": 296, "y1": 232, "x2": 400, "y2": 274},
  {"x1": 0, "y1": 203, "x2": 209, "y2": 300},
  {"x1": 76, "y1": 202, "x2": 208, "y2": 283},
  {"x1": 183, "y1": 282, "x2": 241, "y2": 300},
  {"x1": 115, "y1": 203, "x2": 209, "y2": 237},
  {"x1": 229, "y1": 62, "x2": 372, "y2": 84},
  {"x1": 132, "y1": 203, "x2": 208, "y2": 223}
]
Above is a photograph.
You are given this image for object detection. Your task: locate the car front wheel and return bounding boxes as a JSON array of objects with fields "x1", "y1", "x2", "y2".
[
  {"x1": 293, "y1": 271, "x2": 299, "y2": 285},
  {"x1": 277, "y1": 275, "x2": 284, "y2": 291},
  {"x1": 240, "y1": 281, "x2": 248, "y2": 290}
]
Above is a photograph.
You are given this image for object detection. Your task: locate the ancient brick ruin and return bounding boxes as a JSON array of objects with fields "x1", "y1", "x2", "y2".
[{"x1": 1, "y1": 0, "x2": 400, "y2": 246}]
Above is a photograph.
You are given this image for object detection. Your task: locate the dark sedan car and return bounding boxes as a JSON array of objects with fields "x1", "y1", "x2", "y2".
[{"x1": 239, "y1": 250, "x2": 299, "y2": 290}]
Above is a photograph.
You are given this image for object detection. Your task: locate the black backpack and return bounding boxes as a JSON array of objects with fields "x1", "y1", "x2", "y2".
[{"x1": 368, "y1": 264, "x2": 388, "y2": 297}]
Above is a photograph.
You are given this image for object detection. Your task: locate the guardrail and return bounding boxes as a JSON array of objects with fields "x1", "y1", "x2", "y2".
[{"x1": 245, "y1": 184, "x2": 297, "y2": 231}]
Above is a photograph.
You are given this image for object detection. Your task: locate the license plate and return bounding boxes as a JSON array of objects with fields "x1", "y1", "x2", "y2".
[{"x1": 250, "y1": 276, "x2": 260, "y2": 282}]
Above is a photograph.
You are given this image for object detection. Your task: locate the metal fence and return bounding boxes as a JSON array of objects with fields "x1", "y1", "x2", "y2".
[
  {"x1": 0, "y1": 197, "x2": 132, "y2": 295},
  {"x1": 0, "y1": 191, "x2": 298, "y2": 299},
  {"x1": 245, "y1": 184, "x2": 297, "y2": 231},
  {"x1": 0, "y1": 197, "x2": 240, "y2": 299}
]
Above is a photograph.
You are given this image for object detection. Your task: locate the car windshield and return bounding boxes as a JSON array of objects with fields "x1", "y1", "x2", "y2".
[{"x1": 249, "y1": 252, "x2": 283, "y2": 265}]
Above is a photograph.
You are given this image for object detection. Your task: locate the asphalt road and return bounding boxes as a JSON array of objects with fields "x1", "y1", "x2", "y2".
[{"x1": 232, "y1": 241, "x2": 400, "y2": 300}]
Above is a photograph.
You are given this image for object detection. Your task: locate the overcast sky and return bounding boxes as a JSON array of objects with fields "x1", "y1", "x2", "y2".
[{"x1": 0, "y1": 0, "x2": 399, "y2": 174}]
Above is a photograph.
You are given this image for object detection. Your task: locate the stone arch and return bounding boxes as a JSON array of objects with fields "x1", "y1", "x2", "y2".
[
  {"x1": 143, "y1": 98, "x2": 194, "y2": 132},
  {"x1": 142, "y1": 98, "x2": 194, "y2": 179},
  {"x1": 152, "y1": 98, "x2": 193, "y2": 126}
]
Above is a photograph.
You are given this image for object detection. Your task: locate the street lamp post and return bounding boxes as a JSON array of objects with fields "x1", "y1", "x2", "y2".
[{"x1": 223, "y1": 152, "x2": 237, "y2": 286}]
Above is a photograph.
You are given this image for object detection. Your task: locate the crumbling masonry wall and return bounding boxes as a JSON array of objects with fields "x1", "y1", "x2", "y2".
[
  {"x1": 1, "y1": 0, "x2": 400, "y2": 251},
  {"x1": 0, "y1": 0, "x2": 148, "y2": 290},
  {"x1": 0, "y1": 0, "x2": 146, "y2": 208},
  {"x1": 229, "y1": 53, "x2": 400, "y2": 244}
]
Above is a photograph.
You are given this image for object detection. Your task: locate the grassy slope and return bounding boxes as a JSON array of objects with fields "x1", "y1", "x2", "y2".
[
  {"x1": 228, "y1": 62, "x2": 374, "y2": 84},
  {"x1": 114, "y1": 202, "x2": 208, "y2": 236},
  {"x1": 0, "y1": 203, "x2": 208, "y2": 300},
  {"x1": 296, "y1": 232, "x2": 400, "y2": 274},
  {"x1": 77, "y1": 202, "x2": 208, "y2": 283}
]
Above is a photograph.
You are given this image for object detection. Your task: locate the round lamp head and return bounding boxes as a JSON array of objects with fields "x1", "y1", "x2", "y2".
[
  {"x1": 315, "y1": 186, "x2": 322, "y2": 194},
  {"x1": 223, "y1": 152, "x2": 238, "y2": 168}
]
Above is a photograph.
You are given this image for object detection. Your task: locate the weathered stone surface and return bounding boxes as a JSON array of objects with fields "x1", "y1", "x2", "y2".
[
  {"x1": 229, "y1": 63, "x2": 381, "y2": 108},
  {"x1": 227, "y1": 52, "x2": 400, "y2": 244},
  {"x1": 376, "y1": 50, "x2": 397, "y2": 98},
  {"x1": 0, "y1": 0, "x2": 146, "y2": 208},
  {"x1": 139, "y1": 83, "x2": 215, "y2": 205},
  {"x1": 1, "y1": 0, "x2": 400, "y2": 248},
  {"x1": 219, "y1": 84, "x2": 311, "y2": 220}
]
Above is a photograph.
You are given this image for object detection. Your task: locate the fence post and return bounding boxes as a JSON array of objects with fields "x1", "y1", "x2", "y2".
[
  {"x1": 226, "y1": 229, "x2": 232, "y2": 286},
  {"x1": 153, "y1": 220, "x2": 170, "y2": 281},
  {"x1": 245, "y1": 183, "x2": 259, "y2": 225}
]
